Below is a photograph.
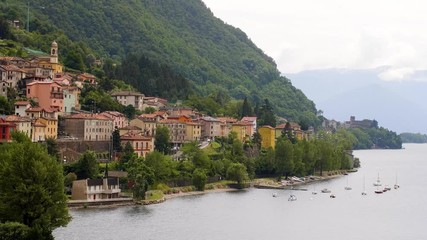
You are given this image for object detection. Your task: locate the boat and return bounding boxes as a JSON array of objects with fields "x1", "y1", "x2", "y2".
[
  {"x1": 330, "y1": 194, "x2": 336, "y2": 198},
  {"x1": 272, "y1": 193, "x2": 278, "y2": 197},
  {"x1": 288, "y1": 194, "x2": 297, "y2": 201},
  {"x1": 373, "y1": 173, "x2": 382, "y2": 186},
  {"x1": 362, "y1": 176, "x2": 367, "y2": 196},
  {"x1": 384, "y1": 185, "x2": 391, "y2": 191},
  {"x1": 394, "y1": 173, "x2": 400, "y2": 189},
  {"x1": 374, "y1": 185, "x2": 383, "y2": 194},
  {"x1": 321, "y1": 188, "x2": 331, "y2": 193},
  {"x1": 344, "y1": 176, "x2": 352, "y2": 190},
  {"x1": 312, "y1": 185, "x2": 318, "y2": 195}
]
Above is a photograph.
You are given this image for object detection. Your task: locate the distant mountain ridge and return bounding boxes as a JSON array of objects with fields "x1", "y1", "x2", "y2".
[
  {"x1": 288, "y1": 68, "x2": 427, "y2": 133},
  {"x1": 1, "y1": 0, "x2": 318, "y2": 125}
]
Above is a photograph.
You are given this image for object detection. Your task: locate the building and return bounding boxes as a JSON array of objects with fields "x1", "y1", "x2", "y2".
[
  {"x1": 14, "y1": 101, "x2": 31, "y2": 116},
  {"x1": 275, "y1": 123, "x2": 302, "y2": 140},
  {"x1": 77, "y1": 72, "x2": 97, "y2": 84},
  {"x1": 200, "y1": 116, "x2": 221, "y2": 140},
  {"x1": 26, "y1": 81, "x2": 64, "y2": 112},
  {"x1": 258, "y1": 126, "x2": 276, "y2": 149},
  {"x1": 0, "y1": 118, "x2": 16, "y2": 142},
  {"x1": 4, "y1": 115, "x2": 32, "y2": 139},
  {"x1": 142, "y1": 97, "x2": 167, "y2": 110},
  {"x1": 158, "y1": 119, "x2": 187, "y2": 146},
  {"x1": 32, "y1": 118, "x2": 46, "y2": 141},
  {"x1": 62, "y1": 113, "x2": 113, "y2": 141},
  {"x1": 119, "y1": 125, "x2": 142, "y2": 136},
  {"x1": 120, "y1": 132, "x2": 154, "y2": 158},
  {"x1": 71, "y1": 178, "x2": 121, "y2": 201},
  {"x1": 29, "y1": 41, "x2": 63, "y2": 74},
  {"x1": 0, "y1": 64, "x2": 26, "y2": 89},
  {"x1": 241, "y1": 116, "x2": 257, "y2": 137},
  {"x1": 63, "y1": 86, "x2": 81, "y2": 114},
  {"x1": 111, "y1": 91, "x2": 144, "y2": 110},
  {"x1": 101, "y1": 111, "x2": 128, "y2": 129},
  {"x1": 232, "y1": 121, "x2": 253, "y2": 142},
  {"x1": 217, "y1": 117, "x2": 238, "y2": 137},
  {"x1": 186, "y1": 121, "x2": 202, "y2": 142},
  {"x1": 345, "y1": 116, "x2": 375, "y2": 129},
  {"x1": 38, "y1": 117, "x2": 58, "y2": 139}
]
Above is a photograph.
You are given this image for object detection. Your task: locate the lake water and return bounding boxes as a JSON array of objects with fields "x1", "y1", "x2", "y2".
[{"x1": 54, "y1": 144, "x2": 427, "y2": 240}]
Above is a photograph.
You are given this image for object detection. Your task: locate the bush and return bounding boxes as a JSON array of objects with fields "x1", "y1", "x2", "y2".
[
  {"x1": 0, "y1": 222, "x2": 31, "y2": 240},
  {"x1": 192, "y1": 168, "x2": 207, "y2": 191},
  {"x1": 155, "y1": 183, "x2": 171, "y2": 194}
]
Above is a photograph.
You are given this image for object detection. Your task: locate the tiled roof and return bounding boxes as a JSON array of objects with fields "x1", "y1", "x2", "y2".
[
  {"x1": 111, "y1": 91, "x2": 144, "y2": 97},
  {"x1": 4, "y1": 115, "x2": 31, "y2": 122},
  {"x1": 120, "y1": 125, "x2": 141, "y2": 130},
  {"x1": 120, "y1": 133, "x2": 152, "y2": 141},
  {"x1": 64, "y1": 113, "x2": 111, "y2": 120},
  {"x1": 241, "y1": 117, "x2": 257, "y2": 122},
  {"x1": 233, "y1": 121, "x2": 253, "y2": 126},
  {"x1": 14, "y1": 101, "x2": 30, "y2": 106}
]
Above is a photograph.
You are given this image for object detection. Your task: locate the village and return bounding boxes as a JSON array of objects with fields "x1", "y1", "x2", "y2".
[{"x1": 0, "y1": 41, "x2": 375, "y2": 205}]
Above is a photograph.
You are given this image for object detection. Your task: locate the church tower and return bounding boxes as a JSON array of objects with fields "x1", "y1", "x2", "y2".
[{"x1": 50, "y1": 41, "x2": 58, "y2": 64}]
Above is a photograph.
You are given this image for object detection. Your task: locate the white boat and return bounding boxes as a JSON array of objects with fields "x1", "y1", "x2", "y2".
[
  {"x1": 312, "y1": 185, "x2": 317, "y2": 195},
  {"x1": 330, "y1": 194, "x2": 336, "y2": 198},
  {"x1": 394, "y1": 173, "x2": 400, "y2": 189},
  {"x1": 272, "y1": 193, "x2": 278, "y2": 197},
  {"x1": 345, "y1": 176, "x2": 352, "y2": 190},
  {"x1": 384, "y1": 185, "x2": 391, "y2": 191},
  {"x1": 373, "y1": 173, "x2": 382, "y2": 186},
  {"x1": 321, "y1": 188, "x2": 331, "y2": 193},
  {"x1": 288, "y1": 194, "x2": 297, "y2": 201},
  {"x1": 362, "y1": 176, "x2": 367, "y2": 196}
]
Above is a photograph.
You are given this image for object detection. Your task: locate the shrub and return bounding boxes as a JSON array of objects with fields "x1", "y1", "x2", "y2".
[{"x1": 192, "y1": 168, "x2": 207, "y2": 191}]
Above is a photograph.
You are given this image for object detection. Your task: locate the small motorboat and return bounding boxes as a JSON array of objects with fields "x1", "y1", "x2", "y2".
[
  {"x1": 361, "y1": 191, "x2": 367, "y2": 196},
  {"x1": 321, "y1": 188, "x2": 331, "y2": 193},
  {"x1": 375, "y1": 189, "x2": 383, "y2": 194},
  {"x1": 272, "y1": 193, "x2": 278, "y2": 197},
  {"x1": 288, "y1": 194, "x2": 297, "y2": 201},
  {"x1": 394, "y1": 184, "x2": 400, "y2": 189},
  {"x1": 330, "y1": 194, "x2": 336, "y2": 198},
  {"x1": 384, "y1": 185, "x2": 391, "y2": 191}
]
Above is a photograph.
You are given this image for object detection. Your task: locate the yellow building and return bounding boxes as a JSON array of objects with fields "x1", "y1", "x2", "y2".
[
  {"x1": 231, "y1": 121, "x2": 252, "y2": 142},
  {"x1": 32, "y1": 41, "x2": 63, "y2": 73},
  {"x1": 258, "y1": 126, "x2": 276, "y2": 149},
  {"x1": 39, "y1": 117, "x2": 58, "y2": 139},
  {"x1": 186, "y1": 122, "x2": 202, "y2": 142},
  {"x1": 32, "y1": 118, "x2": 46, "y2": 142}
]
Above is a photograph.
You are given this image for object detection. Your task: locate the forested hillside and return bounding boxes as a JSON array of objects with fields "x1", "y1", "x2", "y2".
[{"x1": 1, "y1": 0, "x2": 319, "y2": 125}]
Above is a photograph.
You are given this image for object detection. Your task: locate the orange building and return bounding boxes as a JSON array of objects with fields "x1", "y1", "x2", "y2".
[{"x1": 26, "y1": 81, "x2": 64, "y2": 112}]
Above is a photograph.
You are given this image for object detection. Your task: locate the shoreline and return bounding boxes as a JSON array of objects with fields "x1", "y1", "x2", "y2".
[{"x1": 69, "y1": 172, "x2": 353, "y2": 209}]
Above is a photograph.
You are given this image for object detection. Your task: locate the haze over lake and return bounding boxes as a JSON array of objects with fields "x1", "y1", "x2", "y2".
[{"x1": 54, "y1": 144, "x2": 426, "y2": 240}]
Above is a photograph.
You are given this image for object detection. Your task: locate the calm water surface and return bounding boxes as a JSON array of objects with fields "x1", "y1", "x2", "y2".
[{"x1": 54, "y1": 144, "x2": 427, "y2": 240}]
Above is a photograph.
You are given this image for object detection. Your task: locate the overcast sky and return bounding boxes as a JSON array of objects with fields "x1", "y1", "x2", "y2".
[{"x1": 202, "y1": 0, "x2": 427, "y2": 81}]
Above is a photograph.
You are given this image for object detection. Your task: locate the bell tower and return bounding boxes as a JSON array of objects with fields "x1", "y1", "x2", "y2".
[{"x1": 50, "y1": 41, "x2": 58, "y2": 64}]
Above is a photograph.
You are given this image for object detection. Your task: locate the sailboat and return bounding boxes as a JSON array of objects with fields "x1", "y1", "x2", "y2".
[
  {"x1": 344, "y1": 176, "x2": 352, "y2": 190},
  {"x1": 373, "y1": 173, "x2": 382, "y2": 186},
  {"x1": 312, "y1": 185, "x2": 318, "y2": 195},
  {"x1": 394, "y1": 173, "x2": 400, "y2": 189},
  {"x1": 361, "y1": 176, "x2": 367, "y2": 195}
]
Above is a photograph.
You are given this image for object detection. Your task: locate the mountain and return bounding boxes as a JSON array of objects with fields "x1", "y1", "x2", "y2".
[
  {"x1": 288, "y1": 68, "x2": 427, "y2": 133},
  {"x1": 1, "y1": 0, "x2": 318, "y2": 125}
]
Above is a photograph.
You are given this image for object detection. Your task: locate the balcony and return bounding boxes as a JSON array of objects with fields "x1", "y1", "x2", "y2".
[{"x1": 50, "y1": 92, "x2": 64, "y2": 99}]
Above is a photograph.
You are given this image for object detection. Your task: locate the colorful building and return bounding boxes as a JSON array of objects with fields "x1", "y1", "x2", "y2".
[
  {"x1": 0, "y1": 118, "x2": 16, "y2": 142},
  {"x1": 62, "y1": 113, "x2": 113, "y2": 141},
  {"x1": 258, "y1": 125, "x2": 276, "y2": 149},
  {"x1": 26, "y1": 81, "x2": 64, "y2": 112},
  {"x1": 120, "y1": 132, "x2": 154, "y2": 158}
]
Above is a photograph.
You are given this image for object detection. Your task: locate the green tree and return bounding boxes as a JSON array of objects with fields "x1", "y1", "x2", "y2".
[
  {"x1": 275, "y1": 139, "x2": 294, "y2": 179},
  {"x1": 123, "y1": 104, "x2": 136, "y2": 120},
  {"x1": 75, "y1": 151, "x2": 99, "y2": 179},
  {"x1": 112, "y1": 127, "x2": 122, "y2": 152},
  {"x1": 45, "y1": 137, "x2": 60, "y2": 161},
  {"x1": 119, "y1": 142, "x2": 136, "y2": 170},
  {"x1": 0, "y1": 138, "x2": 70, "y2": 239},
  {"x1": 0, "y1": 222, "x2": 31, "y2": 240},
  {"x1": 226, "y1": 163, "x2": 249, "y2": 188},
  {"x1": 241, "y1": 97, "x2": 254, "y2": 118},
  {"x1": 127, "y1": 158, "x2": 155, "y2": 200},
  {"x1": 192, "y1": 168, "x2": 207, "y2": 191},
  {"x1": 144, "y1": 107, "x2": 156, "y2": 114},
  {"x1": 154, "y1": 126, "x2": 170, "y2": 154},
  {"x1": 144, "y1": 151, "x2": 176, "y2": 183}
]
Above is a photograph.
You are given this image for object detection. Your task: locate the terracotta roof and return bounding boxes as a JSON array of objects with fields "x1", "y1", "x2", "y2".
[
  {"x1": 111, "y1": 91, "x2": 144, "y2": 97},
  {"x1": 14, "y1": 101, "x2": 30, "y2": 106},
  {"x1": 120, "y1": 133, "x2": 152, "y2": 141},
  {"x1": 26, "y1": 107, "x2": 56, "y2": 113},
  {"x1": 0, "y1": 64, "x2": 25, "y2": 72},
  {"x1": 233, "y1": 121, "x2": 253, "y2": 126},
  {"x1": 276, "y1": 123, "x2": 301, "y2": 129},
  {"x1": 101, "y1": 111, "x2": 125, "y2": 118},
  {"x1": 241, "y1": 117, "x2": 257, "y2": 122},
  {"x1": 65, "y1": 113, "x2": 111, "y2": 120},
  {"x1": 120, "y1": 125, "x2": 141, "y2": 130},
  {"x1": 259, "y1": 125, "x2": 275, "y2": 129},
  {"x1": 4, "y1": 115, "x2": 31, "y2": 122},
  {"x1": 27, "y1": 81, "x2": 61, "y2": 86},
  {"x1": 217, "y1": 117, "x2": 238, "y2": 123}
]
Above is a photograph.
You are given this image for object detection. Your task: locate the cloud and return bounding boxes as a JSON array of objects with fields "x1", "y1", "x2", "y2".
[{"x1": 378, "y1": 67, "x2": 415, "y2": 81}]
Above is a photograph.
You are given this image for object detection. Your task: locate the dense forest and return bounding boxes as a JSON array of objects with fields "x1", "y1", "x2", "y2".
[
  {"x1": 0, "y1": 0, "x2": 319, "y2": 126},
  {"x1": 399, "y1": 133, "x2": 427, "y2": 143}
]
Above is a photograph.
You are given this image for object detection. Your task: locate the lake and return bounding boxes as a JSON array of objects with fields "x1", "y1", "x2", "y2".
[{"x1": 54, "y1": 143, "x2": 427, "y2": 240}]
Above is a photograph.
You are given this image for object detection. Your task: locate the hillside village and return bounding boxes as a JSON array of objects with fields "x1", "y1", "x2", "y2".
[{"x1": 0, "y1": 41, "x2": 318, "y2": 163}]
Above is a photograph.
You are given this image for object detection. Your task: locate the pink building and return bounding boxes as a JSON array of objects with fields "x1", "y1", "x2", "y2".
[
  {"x1": 101, "y1": 111, "x2": 129, "y2": 129},
  {"x1": 26, "y1": 81, "x2": 64, "y2": 112}
]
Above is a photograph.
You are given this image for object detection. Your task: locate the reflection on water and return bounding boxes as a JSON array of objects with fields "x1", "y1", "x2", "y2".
[{"x1": 54, "y1": 144, "x2": 427, "y2": 240}]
